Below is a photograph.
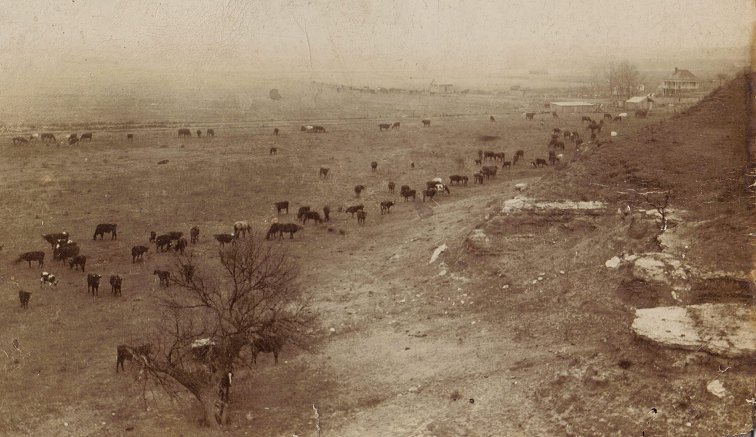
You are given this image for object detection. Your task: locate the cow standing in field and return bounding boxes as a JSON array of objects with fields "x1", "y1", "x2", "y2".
[
  {"x1": 319, "y1": 167, "x2": 329, "y2": 179},
  {"x1": 422, "y1": 119, "x2": 431, "y2": 127},
  {"x1": 40, "y1": 272, "x2": 58, "y2": 287},
  {"x1": 388, "y1": 181, "x2": 396, "y2": 193},
  {"x1": 153, "y1": 270, "x2": 170, "y2": 287},
  {"x1": 525, "y1": 112, "x2": 535, "y2": 120},
  {"x1": 354, "y1": 185, "x2": 366, "y2": 197},
  {"x1": 273, "y1": 128, "x2": 279, "y2": 135},
  {"x1": 296, "y1": 206, "x2": 311, "y2": 220},
  {"x1": 196, "y1": 130, "x2": 202, "y2": 137},
  {"x1": 233, "y1": 221, "x2": 251, "y2": 238},
  {"x1": 69, "y1": 255, "x2": 87, "y2": 271},
  {"x1": 371, "y1": 161, "x2": 378, "y2": 171},
  {"x1": 132, "y1": 245, "x2": 149, "y2": 262},
  {"x1": 174, "y1": 237, "x2": 188, "y2": 254},
  {"x1": 190, "y1": 226, "x2": 200, "y2": 243},
  {"x1": 379, "y1": 123, "x2": 391, "y2": 131},
  {"x1": 250, "y1": 334, "x2": 284, "y2": 364},
  {"x1": 43, "y1": 232, "x2": 69, "y2": 248},
  {"x1": 380, "y1": 201, "x2": 394, "y2": 214},
  {"x1": 87, "y1": 273, "x2": 102, "y2": 296},
  {"x1": 41, "y1": 133, "x2": 56, "y2": 142},
  {"x1": 323, "y1": 205, "x2": 330, "y2": 222},
  {"x1": 391, "y1": 122, "x2": 400, "y2": 130},
  {"x1": 207, "y1": 129, "x2": 215, "y2": 137},
  {"x1": 19, "y1": 291, "x2": 31, "y2": 309},
  {"x1": 155, "y1": 235, "x2": 172, "y2": 252},
  {"x1": 277, "y1": 223, "x2": 301, "y2": 239},
  {"x1": 127, "y1": 134, "x2": 134, "y2": 141},
  {"x1": 16, "y1": 251, "x2": 45, "y2": 268},
  {"x1": 116, "y1": 344, "x2": 152, "y2": 373},
  {"x1": 345, "y1": 204, "x2": 364, "y2": 216},
  {"x1": 81, "y1": 133, "x2": 92, "y2": 141},
  {"x1": 214, "y1": 233, "x2": 235, "y2": 247},
  {"x1": 178, "y1": 128, "x2": 191, "y2": 138},
  {"x1": 93, "y1": 223, "x2": 117, "y2": 240},
  {"x1": 490, "y1": 116, "x2": 496, "y2": 122},
  {"x1": 356, "y1": 210, "x2": 366, "y2": 225},
  {"x1": 302, "y1": 211, "x2": 323, "y2": 224},
  {"x1": 54, "y1": 243, "x2": 79, "y2": 263},
  {"x1": 275, "y1": 201, "x2": 289, "y2": 214},
  {"x1": 270, "y1": 147, "x2": 277, "y2": 155},
  {"x1": 110, "y1": 275, "x2": 123, "y2": 296}
]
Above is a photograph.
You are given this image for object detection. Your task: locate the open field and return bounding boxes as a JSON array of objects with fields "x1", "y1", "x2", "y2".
[{"x1": 0, "y1": 76, "x2": 753, "y2": 436}]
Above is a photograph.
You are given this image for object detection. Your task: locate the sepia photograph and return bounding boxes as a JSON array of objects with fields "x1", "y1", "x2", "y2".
[{"x1": 0, "y1": 1, "x2": 754, "y2": 435}]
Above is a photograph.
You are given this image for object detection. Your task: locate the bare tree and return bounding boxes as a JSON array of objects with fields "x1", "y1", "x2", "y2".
[
  {"x1": 619, "y1": 189, "x2": 673, "y2": 231},
  {"x1": 609, "y1": 61, "x2": 642, "y2": 99},
  {"x1": 120, "y1": 238, "x2": 314, "y2": 428}
]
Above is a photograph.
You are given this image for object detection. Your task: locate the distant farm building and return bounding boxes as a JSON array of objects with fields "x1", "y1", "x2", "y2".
[
  {"x1": 624, "y1": 95, "x2": 654, "y2": 111},
  {"x1": 550, "y1": 101, "x2": 596, "y2": 113},
  {"x1": 660, "y1": 68, "x2": 701, "y2": 96}
]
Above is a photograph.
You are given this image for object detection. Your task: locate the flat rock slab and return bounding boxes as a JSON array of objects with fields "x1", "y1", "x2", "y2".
[
  {"x1": 632, "y1": 304, "x2": 756, "y2": 357},
  {"x1": 501, "y1": 196, "x2": 605, "y2": 214}
]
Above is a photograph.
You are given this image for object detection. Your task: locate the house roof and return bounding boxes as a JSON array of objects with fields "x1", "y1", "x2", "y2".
[
  {"x1": 667, "y1": 69, "x2": 699, "y2": 81},
  {"x1": 550, "y1": 102, "x2": 595, "y2": 107},
  {"x1": 626, "y1": 96, "x2": 650, "y2": 103}
]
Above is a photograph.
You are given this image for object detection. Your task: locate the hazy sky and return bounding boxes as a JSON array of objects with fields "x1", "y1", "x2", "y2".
[{"x1": 0, "y1": 0, "x2": 752, "y2": 82}]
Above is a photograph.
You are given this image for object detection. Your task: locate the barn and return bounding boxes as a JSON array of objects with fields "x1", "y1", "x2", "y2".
[
  {"x1": 550, "y1": 101, "x2": 596, "y2": 114},
  {"x1": 624, "y1": 95, "x2": 654, "y2": 111}
]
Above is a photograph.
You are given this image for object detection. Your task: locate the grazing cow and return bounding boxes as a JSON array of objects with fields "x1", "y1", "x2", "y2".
[
  {"x1": 449, "y1": 175, "x2": 468, "y2": 185},
  {"x1": 54, "y1": 243, "x2": 79, "y2": 263},
  {"x1": 345, "y1": 204, "x2": 364, "y2": 216},
  {"x1": 400, "y1": 185, "x2": 410, "y2": 193},
  {"x1": 214, "y1": 233, "x2": 235, "y2": 246},
  {"x1": 379, "y1": 123, "x2": 391, "y2": 131},
  {"x1": 233, "y1": 221, "x2": 251, "y2": 238},
  {"x1": 356, "y1": 210, "x2": 367, "y2": 225},
  {"x1": 43, "y1": 232, "x2": 69, "y2": 248},
  {"x1": 275, "y1": 201, "x2": 289, "y2": 214},
  {"x1": 68, "y1": 137, "x2": 79, "y2": 146},
  {"x1": 312, "y1": 126, "x2": 326, "y2": 133},
  {"x1": 132, "y1": 245, "x2": 149, "y2": 262},
  {"x1": 391, "y1": 122, "x2": 400, "y2": 130},
  {"x1": 87, "y1": 273, "x2": 102, "y2": 296},
  {"x1": 207, "y1": 129, "x2": 215, "y2": 137},
  {"x1": 422, "y1": 119, "x2": 431, "y2": 127},
  {"x1": 153, "y1": 270, "x2": 170, "y2": 287},
  {"x1": 155, "y1": 235, "x2": 172, "y2": 252},
  {"x1": 250, "y1": 334, "x2": 284, "y2": 364},
  {"x1": 277, "y1": 223, "x2": 301, "y2": 239},
  {"x1": 149, "y1": 231, "x2": 156, "y2": 243},
  {"x1": 270, "y1": 147, "x2": 277, "y2": 155},
  {"x1": 401, "y1": 189, "x2": 416, "y2": 201},
  {"x1": 266, "y1": 223, "x2": 281, "y2": 240},
  {"x1": 490, "y1": 115, "x2": 496, "y2": 122},
  {"x1": 116, "y1": 344, "x2": 152, "y2": 372},
  {"x1": 388, "y1": 181, "x2": 396, "y2": 193},
  {"x1": 196, "y1": 130, "x2": 202, "y2": 137},
  {"x1": 81, "y1": 133, "x2": 92, "y2": 141},
  {"x1": 41, "y1": 133, "x2": 56, "y2": 142},
  {"x1": 481, "y1": 165, "x2": 498, "y2": 178},
  {"x1": 273, "y1": 128, "x2": 279, "y2": 135},
  {"x1": 473, "y1": 173, "x2": 484, "y2": 184},
  {"x1": 501, "y1": 161, "x2": 512, "y2": 170},
  {"x1": 16, "y1": 251, "x2": 45, "y2": 268},
  {"x1": 297, "y1": 206, "x2": 311, "y2": 220},
  {"x1": 190, "y1": 226, "x2": 200, "y2": 244},
  {"x1": 525, "y1": 112, "x2": 535, "y2": 120},
  {"x1": 302, "y1": 211, "x2": 323, "y2": 224},
  {"x1": 614, "y1": 116, "x2": 622, "y2": 122},
  {"x1": 483, "y1": 151, "x2": 495, "y2": 161},
  {"x1": 40, "y1": 272, "x2": 58, "y2": 287},
  {"x1": 319, "y1": 167, "x2": 329, "y2": 179},
  {"x1": 127, "y1": 134, "x2": 134, "y2": 141},
  {"x1": 165, "y1": 231, "x2": 183, "y2": 241},
  {"x1": 12, "y1": 136, "x2": 29, "y2": 144},
  {"x1": 174, "y1": 237, "x2": 188, "y2": 254},
  {"x1": 422, "y1": 189, "x2": 436, "y2": 202},
  {"x1": 69, "y1": 255, "x2": 87, "y2": 271},
  {"x1": 552, "y1": 111, "x2": 559, "y2": 119},
  {"x1": 380, "y1": 201, "x2": 394, "y2": 214},
  {"x1": 68, "y1": 133, "x2": 78, "y2": 142},
  {"x1": 531, "y1": 158, "x2": 548, "y2": 168},
  {"x1": 323, "y1": 205, "x2": 331, "y2": 222},
  {"x1": 371, "y1": 161, "x2": 378, "y2": 171},
  {"x1": 110, "y1": 275, "x2": 123, "y2": 296},
  {"x1": 493, "y1": 152, "x2": 506, "y2": 162},
  {"x1": 603, "y1": 113, "x2": 612, "y2": 120},
  {"x1": 19, "y1": 291, "x2": 31, "y2": 309},
  {"x1": 354, "y1": 185, "x2": 366, "y2": 197},
  {"x1": 178, "y1": 128, "x2": 191, "y2": 138},
  {"x1": 93, "y1": 223, "x2": 117, "y2": 240}
]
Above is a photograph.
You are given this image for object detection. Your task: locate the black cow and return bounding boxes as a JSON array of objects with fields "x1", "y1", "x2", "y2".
[
  {"x1": 110, "y1": 275, "x2": 123, "y2": 296},
  {"x1": 16, "y1": 251, "x2": 44, "y2": 267},
  {"x1": 525, "y1": 112, "x2": 535, "y2": 120},
  {"x1": 388, "y1": 181, "x2": 396, "y2": 193},
  {"x1": 356, "y1": 210, "x2": 366, "y2": 225},
  {"x1": 69, "y1": 255, "x2": 87, "y2": 271},
  {"x1": 319, "y1": 167, "x2": 329, "y2": 179},
  {"x1": 380, "y1": 201, "x2": 394, "y2": 214},
  {"x1": 449, "y1": 175, "x2": 468, "y2": 185},
  {"x1": 54, "y1": 243, "x2": 79, "y2": 263},
  {"x1": 43, "y1": 232, "x2": 69, "y2": 247},
  {"x1": 401, "y1": 189, "x2": 416, "y2": 201},
  {"x1": 81, "y1": 133, "x2": 92, "y2": 141},
  {"x1": 345, "y1": 204, "x2": 364, "y2": 216},
  {"x1": 422, "y1": 189, "x2": 436, "y2": 202},
  {"x1": 266, "y1": 223, "x2": 281, "y2": 240},
  {"x1": 501, "y1": 161, "x2": 512, "y2": 170},
  {"x1": 132, "y1": 245, "x2": 149, "y2": 262},
  {"x1": 531, "y1": 158, "x2": 548, "y2": 168},
  {"x1": 174, "y1": 237, "x2": 188, "y2": 254},
  {"x1": 149, "y1": 231, "x2": 156, "y2": 243},
  {"x1": 196, "y1": 130, "x2": 202, "y2": 137},
  {"x1": 250, "y1": 334, "x2": 284, "y2": 364},
  {"x1": 207, "y1": 129, "x2": 215, "y2": 137},
  {"x1": 422, "y1": 119, "x2": 431, "y2": 127},
  {"x1": 178, "y1": 128, "x2": 191, "y2": 138},
  {"x1": 213, "y1": 233, "x2": 235, "y2": 247},
  {"x1": 473, "y1": 173, "x2": 484, "y2": 184},
  {"x1": 41, "y1": 133, "x2": 56, "y2": 142},
  {"x1": 323, "y1": 205, "x2": 330, "y2": 222},
  {"x1": 270, "y1": 147, "x2": 277, "y2": 155},
  {"x1": 87, "y1": 273, "x2": 102, "y2": 296},
  {"x1": 127, "y1": 133, "x2": 134, "y2": 141},
  {"x1": 19, "y1": 290, "x2": 31, "y2": 309},
  {"x1": 153, "y1": 270, "x2": 170, "y2": 287},
  {"x1": 155, "y1": 235, "x2": 172, "y2": 252},
  {"x1": 190, "y1": 226, "x2": 200, "y2": 244},
  {"x1": 354, "y1": 185, "x2": 366, "y2": 197},
  {"x1": 273, "y1": 128, "x2": 279, "y2": 135},
  {"x1": 302, "y1": 211, "x2": 322, "y2": 224},
  {"x1": 275, "y1": 201, "x2": 289, "y2": 214},
  {"x1": 481, "y1": 166, "x2": 498, "y2": 178},
  {"x1": 489, "y1": 115, "x2": 496, "y2": 122},
  {"x1": 277, "y1": 223, "x2": 301, "y2": 239},
  {"x1": 371, "y1": 161, "x2": 378, "y2": 171},
  {"x1": 297, "y1": 206, "x2": 311, "y2": 220},
  {"x1": 93, "y1": 223, "x2": 117, "y2": 240},
  {"x1": 312, "y1": 126, "x2": 326, "y2": 133},
  {"x1": 166, "y1": 231, "x2": 183, "y2": 241},
  {"x1": 379, "y1": 123, "x2": 391, "y2": 131}
]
